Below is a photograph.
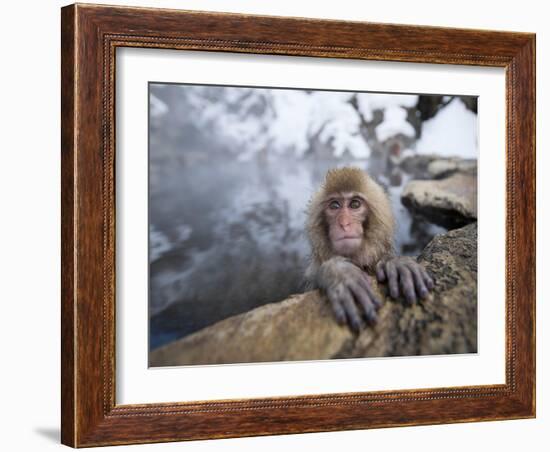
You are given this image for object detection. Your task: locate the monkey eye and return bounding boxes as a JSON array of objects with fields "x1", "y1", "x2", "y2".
[
  {"x1": 328, "y1": 200, "x2": 341, "y2": 210},
  {"x1": 349, "y1": 198, "x2": 362, "y2": 209}
]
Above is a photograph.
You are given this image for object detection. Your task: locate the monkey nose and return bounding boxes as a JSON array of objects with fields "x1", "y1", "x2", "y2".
[
  {"x1": 339, "y1": 220, "x2": 352, "y2": 230},
  {"x1": 338, "y1": 214, "x2": 352, "y2": 229}
]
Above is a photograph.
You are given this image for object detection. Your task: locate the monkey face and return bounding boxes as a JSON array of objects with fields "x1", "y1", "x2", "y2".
[{"x1": 324, "y1": 192, "x2": 368, "y2": 257}]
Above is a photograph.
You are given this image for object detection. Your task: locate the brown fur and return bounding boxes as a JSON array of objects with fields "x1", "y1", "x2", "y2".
[{"x1": 306, "y1": 167, "x2": 395, "y2": 276}]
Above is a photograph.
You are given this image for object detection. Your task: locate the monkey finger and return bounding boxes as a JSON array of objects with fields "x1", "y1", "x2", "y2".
[
  {"x1": 405, "y1": 263, "x2": 429, "y2": 299},
  {"x1": 385, "y1": 261, "x2": 400, "y2": 299},
  {"x1": 339, "y1": 290, "x2": 363, "y2": 332},
  {"x1": 419, "y1": 266, "x2": 435, "y2": 290},
  {"x1": 397, "y1": 265, "x2": 417, "y2": 305},
  {"x1": 376, "y1": 261, "x2": 386, "y2": 282},
  {"x1": 358, "y1": 274, "x2": 383, "y2": 310},
  {"x1": 350, "y1": 283, "x2": 378, "y2": 324},
  {"x1": 368, "y1": 289, "x2": 383, "y2": 311},
  {"x1": 357, "y1": 271, "x2": 372, "y2": 289},
  {"x1": 327, "y1": 289, "x2": 347, "y2": 325}
]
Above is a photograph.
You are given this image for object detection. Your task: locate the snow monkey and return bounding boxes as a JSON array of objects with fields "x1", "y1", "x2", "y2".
[{"x1": 306, "y1": 167, "x2": 434, "y2": 332}]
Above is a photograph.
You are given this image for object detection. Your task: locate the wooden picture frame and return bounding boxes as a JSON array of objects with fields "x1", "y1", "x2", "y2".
[{"x1": 61, "y1": 3, "x2": 535, "y2": 447}]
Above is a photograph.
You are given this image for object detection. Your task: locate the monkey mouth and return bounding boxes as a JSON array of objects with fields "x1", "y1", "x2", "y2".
[{"x1": 335, "y1": 235, "x2": 361, "y2": 242}]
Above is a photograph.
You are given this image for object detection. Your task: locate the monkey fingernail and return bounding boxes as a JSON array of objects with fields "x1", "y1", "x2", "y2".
[
  {"x1": 404, "y1": 293, "x2": 416, "y2": 305},
  {"x1": 333, "y1": 309, "x2": 347, "y2": 325},
  {"x1": 366, "y1": 313, "x2": 378, "y2": 325},
  {"x1": 350, "y1": 319, "x2": 363, "y2": 332}
]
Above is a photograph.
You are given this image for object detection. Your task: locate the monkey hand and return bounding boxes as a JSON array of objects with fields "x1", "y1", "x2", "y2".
[
  {"x1": 376, "y1": 256, "x2": 434, "y2": 305},
  {"x1": 317, "y1": 257, "x2": 382, "y2": 332}
]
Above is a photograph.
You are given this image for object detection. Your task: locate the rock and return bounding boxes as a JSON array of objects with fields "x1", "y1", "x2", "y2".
[
  {"x1": 150, "y1": 223, "x2": 478, "y2": 367},
  {"x1": 399, "y1": 154, "x2": 438, "y2": 177},
  {"x1": 356, "y1": 223, "x2": 478, "y2": 358},
  {"x1": 401, "y1": 172, "x2": 477, "y2": 228},
  {"x1": 427, "y1": 158, "x2": 477, "y2": 179},
  {"x1": 149, "y1": 291, "x2": 353, "y2": 366},
  {"x1": 399, "y1": 155, "x2": 477, "y2": 180}
]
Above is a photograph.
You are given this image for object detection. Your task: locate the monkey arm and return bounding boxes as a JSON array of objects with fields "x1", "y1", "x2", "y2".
[
  {"x1": 315, "y1": 257, "x2": 382, "y2": 332},
  {"x1": 376, "y1": 256, "x2": 434, "y2": 305}
]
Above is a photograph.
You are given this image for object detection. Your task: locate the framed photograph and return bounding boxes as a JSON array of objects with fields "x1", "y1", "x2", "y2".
[{"x1": 61, "y1": 3, "x2": 535, "y2": 447}]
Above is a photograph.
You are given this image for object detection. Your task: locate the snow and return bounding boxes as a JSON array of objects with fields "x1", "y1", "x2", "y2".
[
  {"x1": 180, "y1": 87, "x2": 422, "y2": 160},
  {"x1": 357, "y1": 92, "x2": 419, "y2": 110},
  {"x1": 310, "y1": 92, "x2": 370, "y2": 158},
  {"x1": 416, "y1": 98, "x2": 478, "y2": 158},
  {"x1": 152, "y1": 85, "x2": 476, "y2": 161},
  {"x1": 375, "y1": 106, "x2": 416, "y2": 142},
  {"x1": 354, "y1": 94, "x2": 374, "y2": 121}
]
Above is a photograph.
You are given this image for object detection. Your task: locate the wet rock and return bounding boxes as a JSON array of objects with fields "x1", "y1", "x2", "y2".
[
  {"x1": 401, "y1": 172, "x2": 477, "y2": 229},
  {"x1": 399, "y1": 155, "x2": 477, "y2": 180},
  {"x1": 399, "y1": 154, "x2": 438, "y2": 177},
  {"x1": 356, "y1": 223, "x2": 478, "y2": 358},
  {"x1": 150, "y1": 223, "x2": 478, "y2": 366},
  {"x1": 427, "y1": 158, "x2": 477, "y2": 179},
  {"x1": 149, "y1": 291, "x2": 352, "y2": 366}
]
